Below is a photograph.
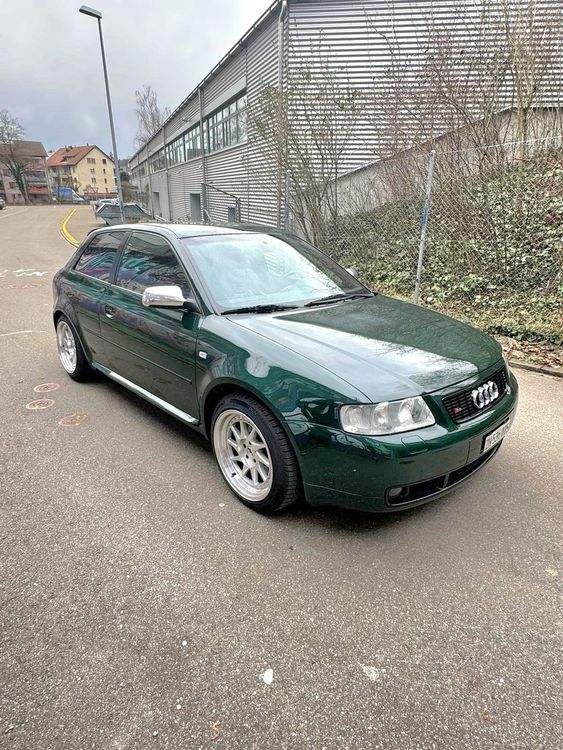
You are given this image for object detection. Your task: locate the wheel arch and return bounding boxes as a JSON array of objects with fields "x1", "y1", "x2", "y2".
[
  {"x1": 202, "y1": 380, "x2": 304, "y2": 475},
  {"x1": 53, "y1": 308, "x2": 93, "y2": 364}
]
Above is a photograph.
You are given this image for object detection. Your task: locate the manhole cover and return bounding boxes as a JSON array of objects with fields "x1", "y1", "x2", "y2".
[
  {"x1": 34, "y1": 383, "x2": 60, "y2": 393},
  {"x1": 26, "y1": 398, "x2": 55, "y2": 410},
  {"x1": 58, "y1": 413, "x2": 88, "y2": 426}
]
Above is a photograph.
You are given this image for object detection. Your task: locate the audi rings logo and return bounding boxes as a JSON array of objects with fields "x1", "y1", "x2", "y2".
[{"x1": 471, "y1": 381, "x2": 499, "y2": 409}]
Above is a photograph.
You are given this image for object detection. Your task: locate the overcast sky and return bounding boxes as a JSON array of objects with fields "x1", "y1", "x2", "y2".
[{"x1": 1, "y1": 0, "x2": 273, "y2": 158}]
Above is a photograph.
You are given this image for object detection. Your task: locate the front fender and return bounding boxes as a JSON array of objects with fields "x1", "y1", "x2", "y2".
[{"x1": 196, "y1": 316, "x2": 366, "y2": 430}]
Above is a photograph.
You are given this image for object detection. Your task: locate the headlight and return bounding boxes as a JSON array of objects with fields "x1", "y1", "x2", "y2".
[{"x1": 340, "y1": 397, "x2": 435, "y2": 436}]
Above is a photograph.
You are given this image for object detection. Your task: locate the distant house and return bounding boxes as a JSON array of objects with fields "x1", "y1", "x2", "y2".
[
  {"x1": 0, "y1": 140, "x2": 50, "y2": 204},
  {"x1": 47, "y1": 145, "x2": 117, "y2": 199}
]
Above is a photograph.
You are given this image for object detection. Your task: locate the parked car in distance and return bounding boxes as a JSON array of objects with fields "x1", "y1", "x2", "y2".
[
  {"x1": 94, "y1": 197, "x2": 119, "y2": 210},
  {"x1": 55, "y1": 186, "x2": 84, "y2": 203},
  {"x1": 52, "y1": 224, "x2": 518, "y2": 514},
  {"x1": 95, "y1": 202, "x2": 151, "y2": 226},
  {"x1": 0, "y1": 197, "x2": 5, "y2": 210}
]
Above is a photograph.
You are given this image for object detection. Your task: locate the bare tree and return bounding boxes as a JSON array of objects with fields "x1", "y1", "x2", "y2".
[
  {"x1": 367, "y1": 0, "x2": 563, "y2": 159},
  {"x1": 134, "y1": 85, "x2": 171, "y2": 148},
  {"x1": 0, "y1": 109, "x2": 29, "y2": 203},
  {"x1": 251, "y1": 45, "x2": 365, "y2": 244}
]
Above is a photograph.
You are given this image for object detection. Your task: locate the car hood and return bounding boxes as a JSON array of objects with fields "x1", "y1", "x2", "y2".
[{"x1": 229, "y1": 295, "x2": 502, "y2": 402}]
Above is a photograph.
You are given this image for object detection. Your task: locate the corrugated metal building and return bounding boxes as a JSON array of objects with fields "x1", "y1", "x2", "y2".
[{"x1": 128, "y1": 0, "x2": 562, "y2": 227}]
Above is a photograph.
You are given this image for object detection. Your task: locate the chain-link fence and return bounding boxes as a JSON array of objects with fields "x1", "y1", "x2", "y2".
[{"x1": 303, "y1": 137, "x2": 563, "y2": 349}]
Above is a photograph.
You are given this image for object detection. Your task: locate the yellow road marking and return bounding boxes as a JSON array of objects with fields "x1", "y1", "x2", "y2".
[{"x1": 60, "y1": 207, "x2": 79, "y2": 247}]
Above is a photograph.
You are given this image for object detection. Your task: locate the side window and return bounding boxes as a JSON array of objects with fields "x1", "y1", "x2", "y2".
[
  {"x1": 115, "y1": 232, "x2": 191, "y2": 296},
  {"x1": 74, "y1": 232, "x2": 123, "y2": 281}
]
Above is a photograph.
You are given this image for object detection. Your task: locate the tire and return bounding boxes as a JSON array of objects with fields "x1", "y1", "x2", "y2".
[
  {"x1": 55, "y1": 315, "x2": 92, "y2": 382},
  {"x1": 211, "y1": 393, "x2": 300, "y2": 513}
]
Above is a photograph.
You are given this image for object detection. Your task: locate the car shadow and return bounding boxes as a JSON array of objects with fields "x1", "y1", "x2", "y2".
[
  {"x1": 97, "y1": 375, "x2": 446, "y2": 533},
  {"x1": 99, "y1": 377, "x2": 212, "y2": 454},
  {"x1": 279, "y1": 495, "x2": 436, "y2": 534}
]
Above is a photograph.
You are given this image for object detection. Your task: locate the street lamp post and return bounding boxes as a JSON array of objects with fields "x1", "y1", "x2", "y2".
[{"x1": 79, "y1": 5, "x2": 125, "y2": 223}]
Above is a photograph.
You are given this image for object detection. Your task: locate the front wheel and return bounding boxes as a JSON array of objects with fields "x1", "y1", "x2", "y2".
[{"x1": 211, "y1": 393, "x2": 300, "y2": 513}]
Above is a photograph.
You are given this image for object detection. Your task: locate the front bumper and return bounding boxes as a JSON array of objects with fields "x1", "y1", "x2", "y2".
[{"x1": 289, "y1": 368, "x2": 518, "y2": 512}]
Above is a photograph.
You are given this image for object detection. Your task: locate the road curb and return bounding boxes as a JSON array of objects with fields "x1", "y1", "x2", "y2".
[
  {"x1": 60, "y1": 208, "x2": 79, "y2": 247},
  {"x1": 509, "y1": 359, "x2": 563, "y2": 379}
]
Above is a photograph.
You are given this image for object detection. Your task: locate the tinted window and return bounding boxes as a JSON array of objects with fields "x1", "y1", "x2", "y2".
[
  {"x1": 74, "y1": 232, "x2": 123, "y2": 281},
  {"x1": 115, "y1": 232, "x2": 190, "y2": 295}
]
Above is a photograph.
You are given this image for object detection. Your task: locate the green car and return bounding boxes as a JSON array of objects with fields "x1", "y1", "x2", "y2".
[{"x1": 53, "y1": 224, "x2": 518, "y2": 514}]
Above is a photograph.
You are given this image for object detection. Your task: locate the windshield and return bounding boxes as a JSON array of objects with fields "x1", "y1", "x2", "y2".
[{"x1": 182, "y1": 233, "x2": 370, "y2": 312}]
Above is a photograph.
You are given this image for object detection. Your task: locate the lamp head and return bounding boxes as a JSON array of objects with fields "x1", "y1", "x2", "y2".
[{"x1": 79, "y1": 5, "x2": 102, "y2": 19}]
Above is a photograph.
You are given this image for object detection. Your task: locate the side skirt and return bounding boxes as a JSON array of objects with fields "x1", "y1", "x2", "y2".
[{"x1": 91, "y1": 362, "x2": 199, "y2": 426}]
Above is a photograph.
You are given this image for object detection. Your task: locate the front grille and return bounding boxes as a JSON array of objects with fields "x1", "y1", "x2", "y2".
[
  {"x1": 443, "y1": 366, "x2": 508, "y2": 423},
  {"x1": 386, "y1": 444, "x2": 500, "y2": 506}
]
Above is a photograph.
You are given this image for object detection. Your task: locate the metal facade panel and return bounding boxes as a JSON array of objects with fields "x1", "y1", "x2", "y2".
[
  {"x1": 146, "y1": 129, "x2": 165, "y2": 155},
  {"x1": 202, "y1": 77, "x2": 247, "y2": 118},
  {"x1": 165, "y1": 98, "x2": 200, "y2": 144},
  {"x1": 205, "y1": 145, "x2": 248, "y2": 223},
  {"x1": 168, "y1": 160, "x2": 203, "y2": 221},
  {"x1": 245, "y1": 12, "x2": 281, "y2": 226},
  {"x1": 148, "y1": 170, "x2": 169, "y2": 218},
  {"x1": 287, "y1": 0, "x2": 563, "y2": 169},
  {"x1": 202, "y1": 52, "x2": 247, "y2": 113}
]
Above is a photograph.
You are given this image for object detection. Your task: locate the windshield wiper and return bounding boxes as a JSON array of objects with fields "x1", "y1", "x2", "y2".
[
  {"x1": 304, "y1": 292, "x2": 374, "y2": 307},
  {"x1": 221, "y1": 303, "x2": 299, "y2": 315}
]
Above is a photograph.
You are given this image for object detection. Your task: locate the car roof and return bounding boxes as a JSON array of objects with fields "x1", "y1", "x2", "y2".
[{"x1": 89, "y1": 222, "x2": 283, "y2": 240}]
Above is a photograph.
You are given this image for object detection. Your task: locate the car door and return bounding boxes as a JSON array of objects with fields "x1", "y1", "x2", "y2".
[
  {"x1": 99, "y1": 230, "x2": 200, "y2": 420},
  {"x1": 64, "y1": 230, "x2": 127, "y2": 361}
]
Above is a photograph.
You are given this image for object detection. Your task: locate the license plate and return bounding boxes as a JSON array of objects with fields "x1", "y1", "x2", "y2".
[{"x1": 483, "y1": 419, "x2": 511, "y2": 453}]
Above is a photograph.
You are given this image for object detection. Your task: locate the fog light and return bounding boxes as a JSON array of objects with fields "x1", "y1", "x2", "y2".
[{"x1": 388, "y1": 487, "x2": 403, "y2": 498}]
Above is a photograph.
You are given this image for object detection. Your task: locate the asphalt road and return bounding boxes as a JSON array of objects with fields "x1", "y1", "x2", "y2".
[{"x1": 1, "y1": 206, "x2": 562, "y2": 750}]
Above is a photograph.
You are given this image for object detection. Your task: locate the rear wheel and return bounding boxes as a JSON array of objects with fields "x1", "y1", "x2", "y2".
[
  {"x1": 56, "y1": 316, "x2": 92, "y2": 382},
  {"x1": 211, "y1": 393, "x2": 300, "y2": 513}
]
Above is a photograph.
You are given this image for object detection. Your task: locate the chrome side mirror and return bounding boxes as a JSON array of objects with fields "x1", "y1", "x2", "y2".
[{"x1": 142, "y1": 285, "x2": 198, "y2": 312}]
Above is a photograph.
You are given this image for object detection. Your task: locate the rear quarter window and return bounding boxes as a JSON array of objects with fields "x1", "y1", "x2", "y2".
[{"x1": 74, "y1": 232, "x2": 124, "y2": 281}]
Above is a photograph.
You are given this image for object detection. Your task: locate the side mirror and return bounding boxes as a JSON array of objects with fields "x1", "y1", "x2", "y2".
[{"x1": 142, "y1": 285, "x2": 199, "y2": 312}]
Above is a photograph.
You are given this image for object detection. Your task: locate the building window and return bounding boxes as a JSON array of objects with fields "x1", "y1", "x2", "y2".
[
  {"x1": 166, "y1": 134, "x2": 186, "y2": 166},
  {"x1": 90, "y1": 168, "x2": 95, "y2": 175},
  {"x1": 103, "y1": 168, "x2": 106, "y2": 174},
  {"x1": 92, "y1": 177, "x2": 96, "y2": 184},
  {"x1": 102, "y1": 158, "x2": 107, "y2": 165},
  {"x1": 204, "y1": 91, "x2": 247, "y2": 154},
  {"x1": 87, "y1": 157, "x2": 96, "y2": 164},
  {"x1": 184, "y1": 124, "x2": 201, "y2": 160},
  {"x1": 104, "y1": 178, "x2": 107, "y2": 184},
  {"x1": 149, "y1": 149, "x2": 165, "y2": 173}
]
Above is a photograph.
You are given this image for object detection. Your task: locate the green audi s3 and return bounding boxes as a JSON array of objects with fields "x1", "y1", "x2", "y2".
[{"x1": 53, "y1": 223, "x2": 518, "y2": 514}]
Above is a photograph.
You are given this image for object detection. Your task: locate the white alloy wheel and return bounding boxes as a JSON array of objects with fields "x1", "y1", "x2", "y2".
[
  {"x1": 213, "y1": 408, "x2": 273, "y2": 502},
  {"x1": 57, "y1": 319, "x2": 77, "y2": 374}
]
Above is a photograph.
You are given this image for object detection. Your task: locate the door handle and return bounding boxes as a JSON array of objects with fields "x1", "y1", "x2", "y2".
[{"x1": 104, "y1": 304, "x2": 116, "y2": 318}]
